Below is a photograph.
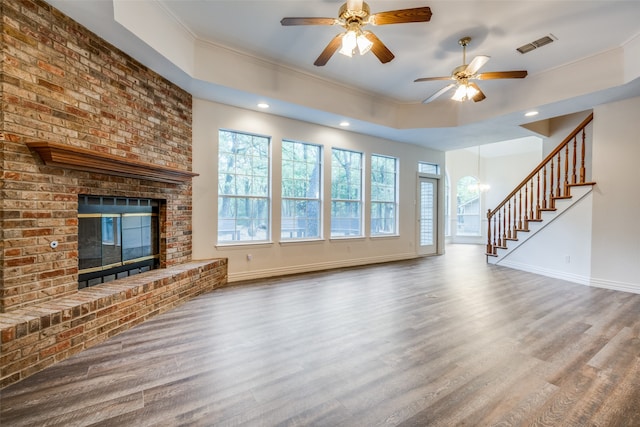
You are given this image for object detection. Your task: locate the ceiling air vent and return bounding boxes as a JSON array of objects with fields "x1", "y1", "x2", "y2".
[{"x1": 517, "y1": 35, "x2": 556, "y2": 54}]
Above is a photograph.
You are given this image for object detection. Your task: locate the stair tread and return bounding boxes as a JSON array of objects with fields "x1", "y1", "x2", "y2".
[{"x1": 568, "y1": 181, "x2": 596, "y2": 187}]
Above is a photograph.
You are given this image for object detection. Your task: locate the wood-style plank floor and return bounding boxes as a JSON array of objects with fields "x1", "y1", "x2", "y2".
[{"x1": 2, "y1": 244, "x2": 639, "y2": 426}]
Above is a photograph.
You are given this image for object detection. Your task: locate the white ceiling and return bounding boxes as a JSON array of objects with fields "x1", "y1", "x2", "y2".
[{"x1": 46, "y1": 0, "x2": 640, "y2": 151}]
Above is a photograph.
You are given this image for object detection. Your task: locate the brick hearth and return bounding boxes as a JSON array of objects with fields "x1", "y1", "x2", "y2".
[{"x1": 0, "y1": 259, "x2": 227, "y2": 388}]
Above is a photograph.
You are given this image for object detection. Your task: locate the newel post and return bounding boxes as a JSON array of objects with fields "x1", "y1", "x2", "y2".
[{"x1": 486, "y1": 209, "x2": 493, "y2": 254}]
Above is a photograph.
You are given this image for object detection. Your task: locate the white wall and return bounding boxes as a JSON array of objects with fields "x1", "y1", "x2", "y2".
[
  {"x1": 590, "y1": 96, "x2": 640, "y2": 293},
  {"x1": 499, "y1": 190, "x2": 594, "y2": 284},
  {"x1": 192, "y1": 99, "x2": 445, "y2": 281},
  {"x1": 542, "y1": 110, "x2": 593, "y2": 158},
  {"x1": 446, "y1": 137, "x2": 542, "y2": 244}
]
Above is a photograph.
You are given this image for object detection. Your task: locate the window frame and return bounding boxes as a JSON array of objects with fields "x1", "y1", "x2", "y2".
[
  {"x1": 330, "y1": 147, "x2": 364, "y2": 238},
  {"x1": 217, "y1": 129, "x2": 271, "y2": 244},
  {"x1": 418, "y1": 161, "x2": 441, "y2": 175},
  {"x1": 370, "y1": 154, "x2": 399, "y2": 236},
  {"x1": 280, "y1": 139, "x2": 323, "y2": 241}
]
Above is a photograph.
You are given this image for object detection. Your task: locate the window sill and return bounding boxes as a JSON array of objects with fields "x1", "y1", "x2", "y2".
[
  {"x1": 329, "y1": 236, "x2": 366, "y2": 241},
  {"x1": 279, "y1": 238, "x2": 324, "y2": 245},
  {"x1": 215, "y1": 241, "x2": 274, "y2": 249},
  {"x1": 370, "y1": 234, "x2": 400, "y2": 239}
]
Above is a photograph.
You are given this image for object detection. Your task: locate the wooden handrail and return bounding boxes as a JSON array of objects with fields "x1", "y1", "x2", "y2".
[
  {"x1": 486, "y1": 113, "x2": 594, "y2": 256},
  {"x1": 489, "y1": 113, "x2": 593, "y2": 216}
]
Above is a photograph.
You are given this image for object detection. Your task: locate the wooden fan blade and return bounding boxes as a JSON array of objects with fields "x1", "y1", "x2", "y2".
[
  {"x1": 465, "y1": 55, "x2": 490, "y2": 75},
  {"x1": 369, "y1": 7, "x2": 432, "y2": 25},
  {"x1": 469, "y1": 82, "x2": 486, "y2": 102},
  {"x1": 314, "y1": 33, "x2": 344, "y2": 66},
  {"x1": 369, "y1": 7, "x2": 431, "y2": 25},
  {"x1": 414, "y1": 76, "x2": 452, "y2": 83},
  {"x1": 423, "y1": 84, "x2": 455, "y2": 104},
  {"x1": 364, "y1": 31, "x2": 395, "y2": 64},
  {"x1": 476, "y1": 70, "x2": 528, "y2": 80},
  {"x1": 280, "y1": 17, "x2": 337, "y2": 26}
]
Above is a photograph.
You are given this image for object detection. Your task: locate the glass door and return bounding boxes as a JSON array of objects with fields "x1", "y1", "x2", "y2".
[{"x1": 418, "y1": 177, "x2": 437, "y2": 255}]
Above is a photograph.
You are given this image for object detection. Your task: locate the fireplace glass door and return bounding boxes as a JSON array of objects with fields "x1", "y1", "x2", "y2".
[
  {"x1": 122, "y1": 213, "x2": 156, "y2": 261},
  {"x1": 78, "y1": 196, "x2": 160, "y2": 289}
]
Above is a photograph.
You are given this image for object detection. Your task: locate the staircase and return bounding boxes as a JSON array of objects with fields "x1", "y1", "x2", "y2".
[{"x1": 486, "y1": 113, "x2": 595, "y2": 263}]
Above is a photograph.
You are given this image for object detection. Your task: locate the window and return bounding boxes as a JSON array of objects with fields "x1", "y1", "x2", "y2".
[
  {"x1": 419, "y1": 161, "x2": 440, "y2": 175},
  {"x1": 331, "y1": 148, "x2": 363, "y2": 237},
  {"x1": 370, "y1": 154, "x2": 398, "y2": 235},
  {"x1": 281, "y1": 140, "x2": 322, "y2": 240},
  {"x1": 457, "y1": 175, "x2": 481, "y2": 236},
  {"x1": 218, "y1": 130, "x2": 270, "y2": 242}
]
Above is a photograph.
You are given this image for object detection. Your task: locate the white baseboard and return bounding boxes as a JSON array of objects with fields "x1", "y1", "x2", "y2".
[
  {"x1": 498, "y1": 259, "x2": 591, "y2": 286},
  {"x1": 228, "y1": 252, "x2": 420, "y2": 282},
  {"x1": 589, "y1": 277, "x2": 640, "y2": 295},
  {"x1": 498, "y1": 260, "x2": 640, "y2": 294}
]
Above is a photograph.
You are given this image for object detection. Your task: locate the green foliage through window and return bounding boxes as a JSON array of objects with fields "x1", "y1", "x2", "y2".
[
  {"x1": 218, "y1": 130, "x2": 270, "y2": 242},
  {"x1": 331, "y1": 148, "x2": 363, "y2": 237},
  {"x1": 371, "y1": 154, "x2": 398, "y2": 235},
  {"x1": 281, "y1": 140, "x2": 322, "y2": 239}
]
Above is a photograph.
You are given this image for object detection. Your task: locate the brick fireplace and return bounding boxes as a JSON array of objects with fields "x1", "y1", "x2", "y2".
[{"x1": 0, "y1": 0, "x2": 227, "y2": 387}]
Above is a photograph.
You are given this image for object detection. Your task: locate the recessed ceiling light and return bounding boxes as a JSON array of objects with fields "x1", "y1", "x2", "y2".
[
  {"x1": 339, "y1": 121, "x2": 350, "y2": 127},
  {"x1": 257, "y1": 103, "x2": 269, "y2": 109},
  {"x1": 525, "y1": 111, "x2": 539, "y2": 117}
]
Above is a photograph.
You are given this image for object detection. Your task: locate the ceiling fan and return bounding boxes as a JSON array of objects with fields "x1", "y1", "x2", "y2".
[
  {"x1": 415, "y1": 36, "x2": 528, "y2": 104},
  {"x1": 280, "y1": 1, "x2": 432, "y2": 66}
]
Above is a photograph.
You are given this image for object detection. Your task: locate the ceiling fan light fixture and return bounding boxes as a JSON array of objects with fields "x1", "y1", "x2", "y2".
[
  {"x1": 339, "y1": 26, "x2": 372, "y2": 57},
  {"x1": 451, "y1": 83, "x2": 479, "y2": 102},
  {"x1": 339, "y1": 30, "x2": 357, "y2": 57},
  {"x1": 416, "y1": 36, "x2": 527, "y2": 104},
  {"x1": 282, "y1": 2, "x2": 430, "y2": 66},
  {"x1": 451, "y1": 85, "x2": 467, "y2": 101},
  {"x1": 356, "y1": 32, "x2": 373, "y2": 55}
]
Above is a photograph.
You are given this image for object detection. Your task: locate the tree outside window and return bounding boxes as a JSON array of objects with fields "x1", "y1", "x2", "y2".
[
  {"x1": 371, "y1": 154, "x2": 398, "y2": 235},
  {"x1": 281, "y1": 140, "x2": 322, "y2": 239},
  {"x1": 218, "y1": 130, "x2": 270, "y2": 242},
  {"x1": 331, "y1": 148, "x2": 363, "y2": 237}
]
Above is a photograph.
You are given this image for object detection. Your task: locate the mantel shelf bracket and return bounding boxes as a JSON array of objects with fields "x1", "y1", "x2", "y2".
[{"x1": 26, "y1": 141, "x2": 199, "y2": 184}]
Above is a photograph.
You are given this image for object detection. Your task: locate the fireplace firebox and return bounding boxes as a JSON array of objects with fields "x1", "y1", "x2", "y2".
[{"x1": 78, "y1": 195, "x2": 160, "y2": 289}]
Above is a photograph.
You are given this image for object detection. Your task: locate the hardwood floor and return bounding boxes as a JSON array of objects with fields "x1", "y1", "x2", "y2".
[{"x1": 2, "y1": 244, "x2": 639, "y2": 426}]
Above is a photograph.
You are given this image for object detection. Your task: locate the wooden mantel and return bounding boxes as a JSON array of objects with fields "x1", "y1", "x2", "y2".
[{"x1": 25, "y1": 141, "x2": 199, "y2": 184}]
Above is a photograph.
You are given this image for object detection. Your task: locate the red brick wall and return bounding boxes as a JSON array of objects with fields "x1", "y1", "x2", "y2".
[{"x1": 1, "y1": 0, "x2": 194, "y2": 312}]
